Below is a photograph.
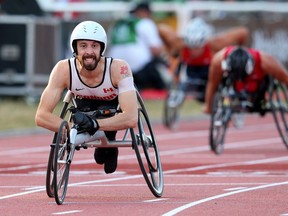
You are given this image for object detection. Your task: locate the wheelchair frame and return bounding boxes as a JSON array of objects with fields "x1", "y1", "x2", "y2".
[
  {"x1": 45, "y1": 90, "x2": 164, "y2": 205},
  {"x1": 163, "y1": 63, "x2": 207, "y2": 130},
  {"x1": 209, "y1": 75, "x2": 288, "y2": 155}
]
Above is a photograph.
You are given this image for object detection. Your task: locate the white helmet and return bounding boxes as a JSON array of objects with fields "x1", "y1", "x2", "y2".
[
  {"x1": 70, "y1": 21, "x2": 107, "y2": 55},
  {"x1": 183, "y1": 17, "x2": 213, "y2": 48}
]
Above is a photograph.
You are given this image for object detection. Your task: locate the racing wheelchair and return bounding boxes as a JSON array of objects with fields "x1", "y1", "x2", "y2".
[
  {"x1": 45, "y1": 90, "x2": 164, "y2": 205},
  {"x1": 210, "y1": 75, "x2": 288, "y2": 155},
  {"x1": 163, "y1": 63, "x2": 208, "y2": 130}
]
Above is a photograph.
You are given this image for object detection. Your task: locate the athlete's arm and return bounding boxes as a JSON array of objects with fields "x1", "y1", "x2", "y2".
[
  {"x1": 209, "y1": 26, "x2": 249, "y2": 53},
  {"x1": 96, "y1": 59, "x2": 138, "y2": 131},
  {"x1": 260, "y1": 51, "x2": 288, "y2": 86},
  {"x1": 157, "y1": 23, "x2": 184, "y2": 57},
  {"x1": 204, "y1": 49, "x2": 225, "y2": 114},
  {"x1": 35, "y1": 60, "x2": 70, "y2": 132}
]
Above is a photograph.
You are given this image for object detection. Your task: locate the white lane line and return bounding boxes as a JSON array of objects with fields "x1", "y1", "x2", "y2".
[
  {"x1": 0, "y1": 146, "x2": 48, "y2": 156},
  {"x1": 164, "y1": 155, "x2": 288, "y2": 175},
  {"x1": 0, "y1": 188, "x2": 45, "y2": 200},
  {"x1": 223, "y1": 187, "x2": 247, "y2": 191},
  {"x1": 52, "y1": 210, "x2": 83, "y2": 215},
  {"x1": 0, "y1": 122, "x2": 284, "y2": 200},
  {"x1": 162, "y1": 181, "x2": 288, "y2": 216},
  {"x1": 0, "y1": 121, "x2": 276, "y2": 157},
  {"x1": 0, "y1": 174, "x2": 143, "y2": 200},
  {"x1": 144, "y1": 198, "x2": 168, "y2": 203},
  {"x1": 1, "y1": 154, "x2": 288, "y2": 201},
  {"x1": 0, "y1": 163, "x2": 47, "y2": 172},
  {"x1": 0, "y1": 182, "x2": 277, "y2": 189},
  {"x1": 0, "y1": 136, "x2": 281, "y2": 173}
]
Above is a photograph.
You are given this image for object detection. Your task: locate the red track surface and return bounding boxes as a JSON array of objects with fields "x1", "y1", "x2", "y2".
[{"x1": 1, "y1": 113, "x2": 288, "y2": 216}]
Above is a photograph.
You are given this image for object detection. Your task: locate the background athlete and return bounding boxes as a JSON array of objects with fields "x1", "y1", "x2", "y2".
[
  {"x1": 162, "y1": 17, "x2": 249, "y2": 128},
  {"x1": 204, "y1": 45, "x2": 288, "y2": 114}
]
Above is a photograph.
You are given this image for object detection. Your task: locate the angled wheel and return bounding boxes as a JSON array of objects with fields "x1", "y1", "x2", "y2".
[
  {"x1": 163, "y1": 88, "x2": 185, "y2": 130},
  {"x1": 209, "y1": 86, "x2": 231, "y2": 155},
  {"x1": 269, "y1": 78, "x2": 288, "y2": 149},
  {"x1": 46, "y1": 101, "x2": 70, "y2": 198},
  {"x1": 46, "y1": 144, "x2": 55, "y2": 198},
  {"x1": 132, "y1": 92, "x2": 164, "y2": 197},
  {"x1": 53, "y1": 120, "x2": 71, "y2": 205}
]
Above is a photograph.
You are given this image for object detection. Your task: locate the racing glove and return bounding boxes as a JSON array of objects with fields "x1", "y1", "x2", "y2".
[{"x1": 72, "y1": 111, "x2": 99, "y2": 135}]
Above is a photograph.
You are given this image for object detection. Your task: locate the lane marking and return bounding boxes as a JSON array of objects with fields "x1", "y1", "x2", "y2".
[
  {"x1": 144, "y1": 198, "x2": 168, "y2": 203},
  {"x1": 0, "y1": 136, "x2": 282, "y2": 173},
  {"x1": 1, "y1": 154, "x2": 288, "y2": 201},
  {"x1": 52, "y1": 210, "x2": 83, "y2": 215},
  {"x1": 223, "y1": 187, "x2": 247, "y2": 191},
  {"x1": 0, "y1": 146, "x2": 48, "y2": 156},
  {"x1": 0, "y1": 121, "x2": 286, "y2": 202},
  {"x1": 162, "y1": 181, "x2": 288, "y2": 216},
  {"x1": 0, "y1": 174, "x2": 143, "y2": 200},
  {"x1": 0, "y1": 121, "x2": 276, "y2": 156}
]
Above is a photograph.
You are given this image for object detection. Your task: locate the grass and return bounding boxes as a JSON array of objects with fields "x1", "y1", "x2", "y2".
[{"x1": 0, "y1": 97, "x2": 203, "y2": 132}]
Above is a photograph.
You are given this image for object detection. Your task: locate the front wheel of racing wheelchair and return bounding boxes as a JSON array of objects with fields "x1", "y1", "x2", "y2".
[
  {"x1": 131, "y1": 92, "x2": 164, "y2": 197},
  {"x1": 163, "y1": 85, "x2": 185, "y2": 130},
  {"x1": 163, "y1": 67, "x2": 207, "y2": 130},
  {"x1": 53, "y1": 120, "x2": 71, "y2": 205},
  {"x1": 268, "y1": 77, "x2": 288, "y2": 149},
  {"x1": 46, "y1": 93, "x2": 72, "y2": 198},
  {"x1": 209, "y1": 83, "x2": 232, "y2": 155},
  {"x1": 46, "y1": 90, "x2": 164, "y2": 205},
  {"x1": 209, "y1": 75, "x2": 288, "y2": 155}
]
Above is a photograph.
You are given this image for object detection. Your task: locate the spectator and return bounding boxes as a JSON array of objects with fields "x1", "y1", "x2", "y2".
[{"x1": 108, "y1": 1, "x2": 166, "y2": 91}]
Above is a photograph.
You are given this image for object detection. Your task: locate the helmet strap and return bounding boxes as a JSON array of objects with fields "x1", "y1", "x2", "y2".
[
  {"x1": 76, "y1": 56, "x2": 83, "y2": 68},
  {"x1": 245, "y1": 58, "x2": 254, "y2": 75}
]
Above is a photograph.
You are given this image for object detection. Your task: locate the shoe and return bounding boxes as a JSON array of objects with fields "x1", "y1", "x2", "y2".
[
  {"x1": 104, "y1": 148, "x2": 118, "y2": 174},
  {"x1": 94, "y1": 148, "x2": 106, "y2": 165}
]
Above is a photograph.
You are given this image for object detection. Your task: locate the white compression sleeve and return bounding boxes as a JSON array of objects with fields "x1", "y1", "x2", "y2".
[{"x1": 118, "y1": 77, "x2": 136, "y2": 94}]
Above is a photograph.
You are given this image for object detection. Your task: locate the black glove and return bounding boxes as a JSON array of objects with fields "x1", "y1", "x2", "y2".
[{"x1": 72, "y1": 111, "x2": 99, "y2": 134}]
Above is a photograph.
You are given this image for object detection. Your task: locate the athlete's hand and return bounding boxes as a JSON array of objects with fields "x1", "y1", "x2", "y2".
[
  {"x1": 202, "y1": 104, "x2": 211, "y2": 114},
  {"x1": 72, "y1": 111, "x2": 99, "y2": 134}
]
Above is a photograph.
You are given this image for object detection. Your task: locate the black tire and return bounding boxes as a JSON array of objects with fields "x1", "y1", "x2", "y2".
[
  {"x1": 46, "y1": 101, "x2": 70, "y2": 198},
  {"x1": 53, "y1": 120, "x2": 71, "y2": 205},
  {"x1": 163, "y1": 95, "x2": 180, "y2": 130},
  {"x1": 163, "y1": 88, "x2": 184, "y2": 130},
  {"x1": 269, "y1": 78, "x2": 288, "y2": 149},
  {"x1": 209, "y1": 87, "x2": 231, "y2": 155},
  {"x1": 46, "y1": 145, "x2": 55, "y2": 198},
  {"x1": 132, "y1": 92, "x2": 164, "y2": 197}
]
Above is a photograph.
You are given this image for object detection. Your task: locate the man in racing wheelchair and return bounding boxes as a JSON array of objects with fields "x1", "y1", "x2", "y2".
[
  {"x1": 203, "y1": 45, "x2": 288, "y2": 115},
  {"x1": 35, "y1": 20, "x2": 138, "y2": 174},
  {"x1": 163, "y1": 17, "x2": 249, "y2": 129}
]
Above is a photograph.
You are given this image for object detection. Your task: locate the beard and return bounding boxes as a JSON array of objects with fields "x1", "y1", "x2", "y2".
[{"x1": 82, "y1": 53, "x2": 100, "y2": 71}]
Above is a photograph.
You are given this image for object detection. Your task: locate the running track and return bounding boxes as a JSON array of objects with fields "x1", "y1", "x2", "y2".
[{"x1": 1, "y1": 113, "x2": 288, "y2": 216}]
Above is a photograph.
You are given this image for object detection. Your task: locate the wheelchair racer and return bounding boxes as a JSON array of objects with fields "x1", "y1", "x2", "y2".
[
  {"x1": 204, "y1": 45, "x2": 288, "y2": 115},
  {"x1": 167, "y1": 17, "x2": 249, "y2": 104},
  {"x1": 35, "y1": 21, "x2": 138, "y2": 174}
]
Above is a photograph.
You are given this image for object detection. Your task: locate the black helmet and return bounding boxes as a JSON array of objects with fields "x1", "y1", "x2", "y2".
[{"x1": 222, "y1": 47, "x2": 254, "y2": 81}]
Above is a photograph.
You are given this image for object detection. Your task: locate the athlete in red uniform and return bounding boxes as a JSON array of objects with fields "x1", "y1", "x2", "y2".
[
  {"x1": 179, "y1": 18, "x2": 249, "y2": 99},
  {"x1": 166, "y1": 17, "x2": 249, "y2": 102},
  {"x1": 162, "y1": 18, "x2": 249, "y2": 129},
  {"x1": 204, "y1": 46, "x2": 288, "y2": 114}
]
